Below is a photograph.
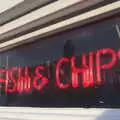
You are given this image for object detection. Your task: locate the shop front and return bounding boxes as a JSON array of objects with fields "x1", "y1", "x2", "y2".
[{"x1": 0, "y1": 14, "x2": 120, "y2": 107}]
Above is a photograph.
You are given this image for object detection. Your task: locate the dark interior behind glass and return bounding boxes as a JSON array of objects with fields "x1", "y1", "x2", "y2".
[{"x1": 0, "y1": 14, "x2": 120, "y2": 108}]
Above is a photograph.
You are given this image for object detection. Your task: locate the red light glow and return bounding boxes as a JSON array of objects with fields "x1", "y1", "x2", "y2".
[
  {"x1": 6, "y1": 68, "x2": 17, "y2": 93},
  {"x1": 56, "y1": 57, "x2": 70, "y2": 89},
  {"x1": 17, "y1": 66, "x2": 31, "y2": 93},
  {"x1": 96, "y1": 48, "x2": 116, "y2": 85},
  {"x1": 0, "y1": 48, "x2": 118, "y2": 93},
  {"x1": 33, "y1": 66, "x2": 49, "y2": 90}
]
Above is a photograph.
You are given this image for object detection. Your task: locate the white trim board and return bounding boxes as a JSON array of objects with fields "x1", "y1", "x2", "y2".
[
  {"x1": 0, "y1": 0, "x2": 104, "y2": 42},
  {"x1": 0, "y1": 1, "x2": 120, "y2": 51},
  {"x1": 0, "y1": 107, "x2": 119, "y2": 120},
  {"x1": 0, "y1": 0, "x2": 83, "y2": 34}
]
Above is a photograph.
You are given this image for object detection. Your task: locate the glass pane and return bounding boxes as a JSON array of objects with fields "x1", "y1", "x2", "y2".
[{"x1": 0, "y1": 14, "x2": 120, "y2": 107}]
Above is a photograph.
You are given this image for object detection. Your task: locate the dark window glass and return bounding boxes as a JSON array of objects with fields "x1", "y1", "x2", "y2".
[{"x1": 0, "y1": 15, "x2": 120, "y2": 107}]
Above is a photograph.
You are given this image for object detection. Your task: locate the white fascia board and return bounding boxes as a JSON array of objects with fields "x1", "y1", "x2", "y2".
[
  {"x1": 0, "y1": 0, "x2": 57, "y2": 25},
  {"x1": 0, "y1": 0, "x2": 104, "y2": 41},
  {"x1": 0, "y1": 0, "x2": 24, "y2": 14},
  {"x1": 0, "y1": 0, "x2": 83, "y2": 34},
  {"x1": 0, "y1": 1, "x2": 120, "y2": 50},
  {"x1": 0, "y1": 107, "x2": 119, "y2": 120}
]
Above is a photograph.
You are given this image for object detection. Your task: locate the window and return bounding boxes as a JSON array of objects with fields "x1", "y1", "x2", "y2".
[{"x1": 0, "y1": 14, "x2": 119, "y2": 107}]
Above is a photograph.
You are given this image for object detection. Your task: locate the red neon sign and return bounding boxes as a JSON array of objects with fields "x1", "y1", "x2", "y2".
[
  {"x1": 0, "y1": 48, "x2": 118, "y2": 93},
  {"x1": 56, "y1": 57, "x2": 70, "y2": 89},
  {"x1": 33, "y1": 66, "x2": 48, "y2": 90},
  {"x1": 96, "y1": 48, "x2": 116, "y2": 85},
  {"x1": 17, "y1": 66, "x2": 31, "y2": 93}
]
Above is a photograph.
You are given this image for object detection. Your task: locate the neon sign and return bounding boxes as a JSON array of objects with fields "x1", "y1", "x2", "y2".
[{"x1": 0, "y1": 48, "x2": 119, "y2": 93}]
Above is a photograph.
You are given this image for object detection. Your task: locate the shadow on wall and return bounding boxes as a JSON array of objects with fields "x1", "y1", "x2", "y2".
[
  {"x1": 96, "y1": 109, "x2": 120, "y2": 120},
  {"x1": 63, "y1": 39, "x2": 75, "y2": 58}
]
